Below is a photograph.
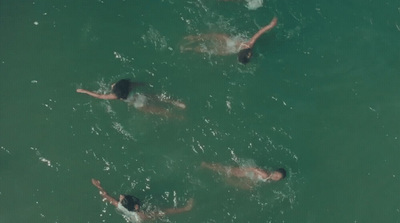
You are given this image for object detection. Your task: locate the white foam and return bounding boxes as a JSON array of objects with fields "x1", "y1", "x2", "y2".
[
  {"x1": 1, "y1": 146, "x2": 11, "y2": 154},
  {"x1": 112, "y1": 122, "x2": 136, "y2": 141},
  {"x1": 245, "y1": 0, "x2": 263, "y2": 10}
]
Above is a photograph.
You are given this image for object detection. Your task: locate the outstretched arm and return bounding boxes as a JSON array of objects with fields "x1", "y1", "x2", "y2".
[
  {"x1": 246, "y1": 17, "x2": 277, "y2": 48},
  {"x1": 91, "y1": 179, "x2": 119, "y2": 207},
  {"x1": 148, "y1": 198, "x2": 193, "y2": 219},
  {"x1": 157, "y1": 96, "x2": 186, "y2": 109},
  {"x1": 77, "y1": 89, "x2": 118, "y2": 100}
]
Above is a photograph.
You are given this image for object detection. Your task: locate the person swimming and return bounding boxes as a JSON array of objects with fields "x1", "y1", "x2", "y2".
[
  {"x1": 117, "y1": 195, "x2": 143, "y2": 223},
  {"x1": 91, "y1": 179, "x2": 193, "y2": 222},
  {"x1": 181, "y1": 17, "x2": 277, "y2": 64},
  {"x1": 76, "y1": 79, "x2": 135, "y2": 100},
  {"x1": 201, "y1": 162, "x2": 286, "y2": 189},
  {"x1": 76, "y1": 79, "x2": 186, "y2": 117}
]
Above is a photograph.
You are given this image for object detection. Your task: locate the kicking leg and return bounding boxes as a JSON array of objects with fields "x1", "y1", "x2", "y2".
[
  {"x1": 157, "y1": 96, "x2": 186, "y2": 109},
  {"x1": 162, "y1": 198, "x2": 194, "y2": 215},
  {"x1": 201, "y1": 162, "x2": 230, "y2": 173}
]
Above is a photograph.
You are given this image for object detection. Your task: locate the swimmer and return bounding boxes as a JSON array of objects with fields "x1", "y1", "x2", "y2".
[
  {"x1": 91, "y1": 179, "x2": 194, "y2": 222},
  {"x1": 181, "y1": 17, "x2": 277, "y2": 64},
  {"x1": 201, "y1": 162, "x2": 286, "y2": 189},
  {"x1": 76, "y1": 79, "x2": 186, "y2": 117}
]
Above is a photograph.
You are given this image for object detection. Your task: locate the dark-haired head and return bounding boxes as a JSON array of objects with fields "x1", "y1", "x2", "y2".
[
  {"x1": 121, "y1": 195, "x2": 141, "y2": 212},
  {"x1": 276, "y1": 168, "x2": 287, "y2": 179},
  {"x1": 237, "y1": 48, "x2": 252, "y2": 64},
  {"x1": 112, "y1": 79, "x2": 133, "y2": 100}
]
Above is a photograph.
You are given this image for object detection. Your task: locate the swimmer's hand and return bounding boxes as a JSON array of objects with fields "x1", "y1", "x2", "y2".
[
  {"x1": 76, "y1": 89, "x2": 87, "y2": 93},
  {"x1": 92, "y1": 178, "x2": 108, "y2": 196},
  {"x1": 91, "y1": 178, "x2": 102, "y2": 189}
]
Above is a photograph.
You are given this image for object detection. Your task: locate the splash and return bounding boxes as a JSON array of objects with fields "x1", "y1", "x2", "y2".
[
  {"x1": 114, "y1": 51, "x2": 134, "y2": 63},
  {"x1": 30, "y1": 147, "x2": 60, "y2": 171},
  {"x1": 142, "y1": 26, "x2": 168, "y2": 51},
  {"x1": 1, "y1": 146, "x2": 11, "y2": 154},
  {"x1": 112, "y1": 122, "x2": 136, "y2": 141},
  {"x1": 245, "y1": 0, "x2": 263, "y2": 10}
]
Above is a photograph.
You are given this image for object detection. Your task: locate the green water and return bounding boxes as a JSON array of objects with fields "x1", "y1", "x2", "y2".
[{"x1": 1, "y1": 0, "x2": 400, "y2": 222}]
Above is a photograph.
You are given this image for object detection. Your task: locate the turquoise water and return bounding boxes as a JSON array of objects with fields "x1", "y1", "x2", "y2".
[{"x1": 1, "y1": 0, "x2": 400, "y2": 222}]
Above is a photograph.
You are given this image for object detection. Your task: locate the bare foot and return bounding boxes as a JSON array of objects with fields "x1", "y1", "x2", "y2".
[
  {"x1": 76, "y1": 89, "x2": 85, "y2": 93},
  {"x1": 184, "y1": 35, "x2": 196, "y2": 41},
  {"x1": 180, "y1": 46, "x2": 194, "y2": 52},
  {"x1": 183, "y1": 198, "x2": 194, "y2": 211},
  {"x1": 201, "y1": 162, "x2": 212, "y2": 169},
  {"x1": 172, "y1": 101, "x2": 186, "y2": 109}
]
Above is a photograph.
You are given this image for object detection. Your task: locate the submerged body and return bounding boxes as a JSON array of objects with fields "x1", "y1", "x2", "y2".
[
  {"x1": 181, "y1": 17, "x2": 277, "y2": 64},
  {"x1": 126, "y1": 93, "x2": 148, "y2": 109},
  {"x1": 181, "y1": 34, "x2": 247, "y2": 55},
  {"x1": 201, "y1": 162, "x2": 286, "y2": 189},
  {"x1": 76, "y1": 79, "x2": 186, "y2": 117},
  {"x1": 91, "y1": 179, "x2": 193, "y2": 222}
]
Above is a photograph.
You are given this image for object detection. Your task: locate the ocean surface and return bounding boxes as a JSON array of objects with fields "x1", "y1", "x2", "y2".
[{"x1": 1, "y1": 0, "x2": 400, "y2": 222}]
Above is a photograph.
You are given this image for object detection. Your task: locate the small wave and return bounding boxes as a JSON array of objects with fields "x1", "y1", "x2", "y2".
[
  {"x1": 112, "y1": 122, "x2": 136, "y2": 141},
  {"x1": 114, "y1": 51, "x2": 134, "y2": 64},
  {"x1": 30, "y1": 147, "x2": 61, "y2": 171},
  {"x1": 101, "y1": 157, "x2": 116, "y2": 172},
  {"x1": 1, "y1": 146, "x2": 11, "y2": 155},
  {"x1": 142, "y1": 26, "x2": 168, "y2": 51}
]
